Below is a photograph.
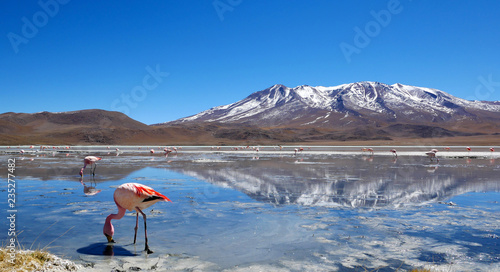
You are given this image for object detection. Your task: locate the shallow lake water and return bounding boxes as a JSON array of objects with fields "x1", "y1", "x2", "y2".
[{"x1": 1, "y1": 146, "x2": 499, "y2": 271}]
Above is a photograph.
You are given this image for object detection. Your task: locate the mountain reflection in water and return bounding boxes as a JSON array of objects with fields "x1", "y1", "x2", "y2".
[
  {"x1": 11, "y1": 150, "x2": 499, "y2": 209},
  {"x1": 166, "y1": 154, "x2": 500, "y2": 208}
]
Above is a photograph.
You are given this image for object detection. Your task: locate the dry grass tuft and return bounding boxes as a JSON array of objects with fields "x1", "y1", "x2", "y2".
[{"x1": 0, "y1": 247, "x2": 81, "y2": 272}]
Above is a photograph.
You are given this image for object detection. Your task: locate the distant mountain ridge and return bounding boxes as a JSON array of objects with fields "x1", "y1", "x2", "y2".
[
  {"x1": 165, "y1": 82, "x2": 500, "y2": 129},
  {"x1": 1, "y1": 82, "x2": 500, "y2": 145}
]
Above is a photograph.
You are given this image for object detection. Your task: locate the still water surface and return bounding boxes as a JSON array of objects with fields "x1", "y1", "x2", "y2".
[{"x1": 1, "y1": 146, "x2": 499, "y2": 271}]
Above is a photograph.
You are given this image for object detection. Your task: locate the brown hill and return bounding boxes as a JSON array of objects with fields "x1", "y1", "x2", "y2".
[
  {"x1": 0, "y1": 110, "x2": 261, "y2": 145},
  {"x1": 0, "y1": 109, "x2": 150, "y2": 145}
]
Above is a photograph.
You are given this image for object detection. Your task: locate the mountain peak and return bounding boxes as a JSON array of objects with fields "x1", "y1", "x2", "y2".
[{"x1": 167, "y1": 82, "x2": 500, "y2": 129}]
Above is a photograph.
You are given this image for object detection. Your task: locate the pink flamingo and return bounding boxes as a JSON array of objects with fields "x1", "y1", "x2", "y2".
[
  {"x1": 444, "y1": 147, "x2": 450, "y2": 151},
  {"x1": 150, "y1": 149, "x2": 155, "y2": 154},
  {"x1": 490, "y1": 147, "x2": 495, "y2": 152},
  {"x1": 103, "y1": 183, "x2": 171, "y2": 254},
  {"x1": 79, "y1": 156, "x2": 102, "y2": 177},
  {"x1": 164, "y1": 148, "x2": 173, "y2": 157},
  {"x1": 466, "y1": 147, "x2": 471, "y2": 152},
  {"x1": 425, "y1": 149, "x2": 439, "y2": 162},
  {"x1": 390, "y1": 149, "x2": 397, "y2": 157},
  {"x1": 367, "y1": 148, "x2": 374, "y2": 155},
  {"x1": 294, "y1": 147, "x2": 304, "y2": 155}
]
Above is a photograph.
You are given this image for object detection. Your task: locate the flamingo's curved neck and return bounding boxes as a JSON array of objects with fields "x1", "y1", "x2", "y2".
[
  {"x1": 107, "y1": 205, "x2": 126, "y2": 222},
  {"x1": 103, "y1": 205, "x2": 126, "y2": 236}
]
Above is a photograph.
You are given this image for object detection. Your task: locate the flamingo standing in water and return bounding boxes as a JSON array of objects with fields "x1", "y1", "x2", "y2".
[
  {"x1": 490, "y1": 147, "x2": 495, "y2": 152},
  {"x1": 164, "y1": 148, "x2": 173, "y2": 157},
  {"x1": 390, "y1": 149, "x2": 397, "y2": 158},
  {"x1": 465, "y1": 146, "x2": 471, "y2": 158},
  {"x1": 103, "y1": 183, "x2": 171, "y2": 254},
  {"x1": 79, "y1": 156, "x2": 102, "y2": 177},
  {"x1": 425, "y1": 149, "x2": 439, "y2": 162}
]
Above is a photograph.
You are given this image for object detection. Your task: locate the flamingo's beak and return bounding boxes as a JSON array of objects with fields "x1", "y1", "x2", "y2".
[{"x1": 105, "y1": 234, "x2": 115, "y2": 243}]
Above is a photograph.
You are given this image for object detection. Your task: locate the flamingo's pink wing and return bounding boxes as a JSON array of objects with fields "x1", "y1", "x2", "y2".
[{"x1": 134, "y1": 184, "x2": 172, "y2": 202}]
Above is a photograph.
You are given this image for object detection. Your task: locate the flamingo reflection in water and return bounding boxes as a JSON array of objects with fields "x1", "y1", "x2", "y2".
[{"x1": 79, "y1": 178, "x2": 102, "y2": 196}]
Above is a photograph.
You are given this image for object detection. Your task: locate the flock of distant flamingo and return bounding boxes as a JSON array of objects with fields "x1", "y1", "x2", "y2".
[{"x1": 8, "y1": 144, "x2": 496, "y2": 159}]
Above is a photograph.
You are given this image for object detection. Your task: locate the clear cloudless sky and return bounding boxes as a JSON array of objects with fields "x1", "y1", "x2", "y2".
[{"x1": 1, "y1": 0, "x2": 500, "y2": 124}]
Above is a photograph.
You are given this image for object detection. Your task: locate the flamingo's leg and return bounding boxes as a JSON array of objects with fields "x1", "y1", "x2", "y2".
[
  {"x1": 136, "y1": 207, "x2": 153, "y2": 254},
  {"x1": 133, "y1": 212, "x2": 139, "y2": 244},
  {"x1": 92, "y1": 163, "x2": 97, "y2": 176}
]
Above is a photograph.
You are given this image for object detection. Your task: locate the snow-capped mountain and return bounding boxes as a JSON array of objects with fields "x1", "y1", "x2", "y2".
[{"x1": 166, "y1": 82, "x2": 500, "y2": 129}]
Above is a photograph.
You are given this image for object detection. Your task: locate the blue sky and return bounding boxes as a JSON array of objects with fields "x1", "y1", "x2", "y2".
[{"x1": 1, "y1": 1, "x2": 500, "y2": 125}]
